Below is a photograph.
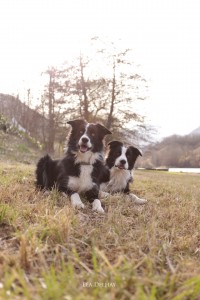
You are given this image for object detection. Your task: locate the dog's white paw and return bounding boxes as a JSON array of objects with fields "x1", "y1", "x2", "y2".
[
  {"x1": 71, "y1": 193, "x2": 85, "y2": 209},
  {"x1": 134, "y1": 198, "x2": 147, "y2": 205},
  {"x1": 99, "y1": 191, "x2": 110, "y2": 199},
  {"x1": 129, "y1": 193, "x2": 147, "y2": 205},
  {"x1": 92, "y1": 199, "x2": 105, "y2": 213}
]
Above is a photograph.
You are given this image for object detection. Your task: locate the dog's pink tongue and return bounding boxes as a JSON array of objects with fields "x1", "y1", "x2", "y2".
[
  {"x1": 80, "y1": 145, "x2": 88, "y2": 153},
  {"x1": 118, "y1": 165, "x2": 125, "y2": 169}
]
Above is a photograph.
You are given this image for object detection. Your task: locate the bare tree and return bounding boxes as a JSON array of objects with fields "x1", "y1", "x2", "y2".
[
  {"x1": 39, "y1": 67, "x2": 65, "y2": 153},
  {"x1": 90, "y1": 37, "x2": 148, "y2": 140},
  {"x1": 38, "y1": 37, "x2": 149, "y2": 150}
]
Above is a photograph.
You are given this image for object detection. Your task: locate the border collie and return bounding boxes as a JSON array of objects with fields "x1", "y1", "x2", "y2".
[
  {"x1": 100, "y1": 141, "x2": 147, "y2": 204},
  {"x1": 36, "y1": 119, "x2": 111, "y2": 213}
]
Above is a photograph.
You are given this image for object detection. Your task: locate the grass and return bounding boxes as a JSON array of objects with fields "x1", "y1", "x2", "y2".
[{"x1": 0, "y1": 163, "x2": 200, "y2": 299}]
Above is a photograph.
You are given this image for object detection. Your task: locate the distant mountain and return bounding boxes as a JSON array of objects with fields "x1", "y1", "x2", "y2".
[
  {"x1": 138, "y1": 134, "x2": 200, "y2": 168},
  {"x1": 190, "y1": 126, "x2": 200, "y2": 135}
]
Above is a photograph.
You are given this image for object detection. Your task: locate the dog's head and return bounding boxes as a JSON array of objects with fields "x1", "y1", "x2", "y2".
[
  {"x1": 106, "y1": 141, "x2": 142, "y2": 170},
  {"x1": 67, "y1": 119, "x2": 111, "y2": 153}
]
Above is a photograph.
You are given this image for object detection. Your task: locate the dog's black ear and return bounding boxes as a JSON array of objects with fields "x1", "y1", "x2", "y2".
[
  {"x1": 108, "y1": 140, "x2": 123, "y2": 148},
  {"x1": 96, "y1": 124, "x2": 112, "y2": 136},
  {"x1": 67, "y1": 119, "x2": 86, "y2": 127},
  {"x1": 129, "y1": 146, "x2": 142, "y2": 157}
]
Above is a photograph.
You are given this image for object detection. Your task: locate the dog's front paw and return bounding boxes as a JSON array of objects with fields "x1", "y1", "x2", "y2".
[
  {"x1": 99, "y1": 191, "x2": 110, "y2": 199},
  {"x1": 129, "y1": 193, "x2": 147, "y2": 205},
  {"x1": 134, "y1": 198, "x2": 147, "y2": 205},
  {"x1": 92, "y1": 199, "x2": 105, "y2": 213},
  {"x1": 71, "y1": 193, "x2": 85, "y2": 209}
]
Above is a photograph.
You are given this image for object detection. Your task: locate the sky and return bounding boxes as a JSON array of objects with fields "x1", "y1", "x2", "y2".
[{"x1": 0, "y1": 0, "x2": 200, "y2": 139}]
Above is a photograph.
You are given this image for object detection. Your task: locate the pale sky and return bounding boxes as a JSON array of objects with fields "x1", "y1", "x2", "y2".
[{"x1": 0, "y1": 0, "x2": 200, "y2": 139}]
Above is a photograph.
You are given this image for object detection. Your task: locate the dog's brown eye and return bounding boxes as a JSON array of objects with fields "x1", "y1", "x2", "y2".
[
  {"x1": 80, "y1": 130, "x2": 84, "y2": 134},
  {"x1": 91, "y1": 133, "x2": 95, "y2": 137}
]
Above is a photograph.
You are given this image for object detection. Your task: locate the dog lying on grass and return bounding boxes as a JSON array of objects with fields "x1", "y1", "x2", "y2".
[
  {"x1": 99, "y1": 141, "x2": 147, "y2": 205},
  {"x1": 36, "y1": 119, "x2": 111, "y2": 213}
]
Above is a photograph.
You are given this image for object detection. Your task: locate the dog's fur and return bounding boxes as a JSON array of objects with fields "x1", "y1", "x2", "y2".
[
  {"x1": 36, "y1": 119, "x2": 111, "y2": 213},
  {"x1": 100, "y1": 141, "x2": 147, "y2": 204}
]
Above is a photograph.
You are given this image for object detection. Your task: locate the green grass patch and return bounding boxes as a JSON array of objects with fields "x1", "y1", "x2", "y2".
[{"x1": 17, "y1": 144, "x2": 31, "y2": 153}]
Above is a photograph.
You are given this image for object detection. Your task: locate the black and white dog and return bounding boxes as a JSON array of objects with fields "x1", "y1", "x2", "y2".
[
  {"x1": 100, "y1": 141, "x2": 147, "y2": 204},
  {"x1": 36, "y1": 119, "x2": 111, "y2": 213}
]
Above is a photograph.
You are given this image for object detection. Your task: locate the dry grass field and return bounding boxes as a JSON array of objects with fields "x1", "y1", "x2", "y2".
[{"x1": 0, "y1": 162, "x2": 200, "y2": 300}]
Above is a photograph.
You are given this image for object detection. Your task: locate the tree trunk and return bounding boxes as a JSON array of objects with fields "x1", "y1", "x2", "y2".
[
  {"x1": 47, "y1": 71, "x2": 55, "y2": 153},
  {"x1": 80, "y1": 55, "x2": 89, "y2": 120},
  {"x1": 106, "y1": 59, "x2": 116, "y2": 130}
]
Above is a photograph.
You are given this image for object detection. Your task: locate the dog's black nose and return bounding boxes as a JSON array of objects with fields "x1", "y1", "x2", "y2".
[
  {"x1": 81, "y1": 137, "x2": 89, "y2": 143},
  {"x1": 120, "y1": 159, "x2": 126, "y2": 165}
]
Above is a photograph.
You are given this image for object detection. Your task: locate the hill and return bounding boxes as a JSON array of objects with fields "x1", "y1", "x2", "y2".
[
  {"x1": 0, "y1": 93, "x2": 49, "y2": 143},
  {"x1": 190, "y1": 126, "x2": 200, "y2": 135},
  {"x1": 0, "y1": 126, "x2": 43, "y2": 164},
  {"x1": 0, "y1": 93, "x2": 68, "y2": 153},
  {"x1": 138, "y1": 134, "x2": 200, "y2": 168}
]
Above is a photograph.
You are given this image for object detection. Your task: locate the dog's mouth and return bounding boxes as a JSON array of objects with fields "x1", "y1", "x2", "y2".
[
  {"x1": 115, "y1": 165, "x2": 126, "y2": 170},
  {"x1": 79, "y1": 144, "x2": 91, "y2": 153}
]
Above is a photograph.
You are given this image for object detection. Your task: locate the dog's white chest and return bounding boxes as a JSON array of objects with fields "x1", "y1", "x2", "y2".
[
  {"x1": 68, "y1": 165, "x2": 94, "y2": 193},
  {"x1": 101, "y1": 168, "x2": 132, "y2": 193}
]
